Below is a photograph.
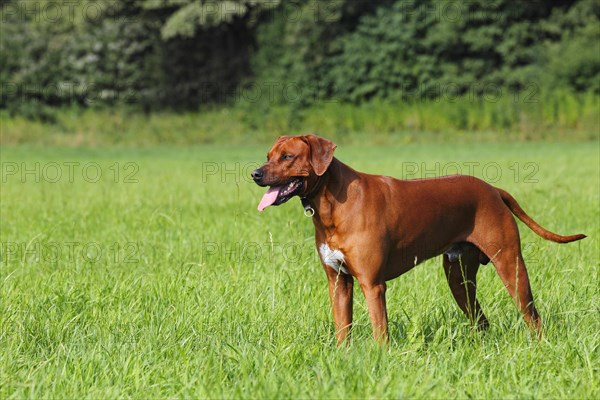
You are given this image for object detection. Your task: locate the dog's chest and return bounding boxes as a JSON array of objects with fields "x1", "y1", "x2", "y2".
[{"x1": 318, "y1": 243, "x2": 349, "y2": 275}]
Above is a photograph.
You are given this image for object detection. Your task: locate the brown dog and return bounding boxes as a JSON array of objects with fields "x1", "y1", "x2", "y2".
[{"x1": 252, "y1": 135, "x2": 585, "y2": 343}]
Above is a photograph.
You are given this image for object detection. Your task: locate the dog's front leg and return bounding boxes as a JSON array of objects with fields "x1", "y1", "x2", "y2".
[
  {"x1": 360, "y1": 281, "x2": 389, "y2": 343},
  {"x1": 325, "y1": 267, "x2": 354, "y2": 345}
]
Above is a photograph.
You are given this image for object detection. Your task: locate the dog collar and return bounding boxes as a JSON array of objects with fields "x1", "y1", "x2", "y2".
[{"x1": 301, "y1": 198, "x2": 315, "y2": 217}]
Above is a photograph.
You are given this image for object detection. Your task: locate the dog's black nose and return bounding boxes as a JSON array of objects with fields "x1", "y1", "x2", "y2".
[{"x1": 251, "y1": 169, "x2": 264, "y2": 181}]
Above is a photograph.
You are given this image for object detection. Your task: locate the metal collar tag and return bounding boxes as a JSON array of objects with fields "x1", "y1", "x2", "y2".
[{"x1": 301, "y1": 198, "x2": 315, "y2": 217}]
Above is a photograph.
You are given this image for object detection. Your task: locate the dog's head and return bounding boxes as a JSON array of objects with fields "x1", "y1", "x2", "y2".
[{"x1": 252, "y1": 134, "x2": 336, "y2": 211}]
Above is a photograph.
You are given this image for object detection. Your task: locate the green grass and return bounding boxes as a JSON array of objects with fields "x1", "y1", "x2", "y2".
[
  {"x1": 2, "y1": 90, "x2": 598, "y2": 146},
  {"x1": 1, "y1": 142, "x2": 598, "y2": 398}
]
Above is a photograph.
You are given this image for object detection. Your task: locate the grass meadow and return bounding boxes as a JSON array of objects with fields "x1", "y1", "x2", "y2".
[
  {"x1": 1, "y1": 141, "x2": 599, "y2": 398},
  {"x1": 2, "y1": 90, "x2": 598, "y2": 146}
]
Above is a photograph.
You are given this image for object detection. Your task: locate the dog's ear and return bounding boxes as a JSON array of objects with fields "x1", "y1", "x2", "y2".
[{"x1": 303, "y1": 135, "x2": 337, "y2": 176}]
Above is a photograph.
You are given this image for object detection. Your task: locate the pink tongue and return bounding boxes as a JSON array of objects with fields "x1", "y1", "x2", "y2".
[{"x1": 257, "y1": 186, "x2": 282, "y2": 211}]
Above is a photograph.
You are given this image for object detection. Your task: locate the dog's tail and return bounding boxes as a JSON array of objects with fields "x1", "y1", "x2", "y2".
[{"x1": 496, "y1": 187, "x2": 586, "y2": 243}]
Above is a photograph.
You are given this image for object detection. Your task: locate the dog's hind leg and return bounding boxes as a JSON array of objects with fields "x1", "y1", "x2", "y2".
[
  {"x1": 443, "y1": 243, "x2": 489, "y2": 330},
  {"x1": 488, "y1": 245, "x2": 541, "y2": 334},
  {"x1": 474, "y1": 214, "x2": 542, "y2": 335}
]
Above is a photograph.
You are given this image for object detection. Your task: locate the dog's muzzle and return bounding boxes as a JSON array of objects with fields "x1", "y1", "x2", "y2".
[{"x1": 254, "y1": 171, "x2": 304, "y2": 211}]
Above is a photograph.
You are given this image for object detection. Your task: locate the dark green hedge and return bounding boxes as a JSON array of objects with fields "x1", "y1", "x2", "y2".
[
  {"x1": 254, "y1": 0, "x2": 599, "y2": 103},
  {"x1": 1, "y1": 0, "x2": 598, "y2": 119}
]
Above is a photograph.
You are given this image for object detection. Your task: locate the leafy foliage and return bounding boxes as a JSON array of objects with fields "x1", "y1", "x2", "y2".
[
  {"x1": 253, "y1": 0, "x2": 599, "y2": 103},
  {"x1": 141, "y1": 0, "x2": 280, "y2": 39},
  {"x1": 0, "y1": 0, "x2": 598, "y2": 119}
]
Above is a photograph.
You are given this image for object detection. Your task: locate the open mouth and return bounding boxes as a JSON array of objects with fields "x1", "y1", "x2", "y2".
[{"x1": 257, "y1": 178, "x2": 303, "y2": 211}]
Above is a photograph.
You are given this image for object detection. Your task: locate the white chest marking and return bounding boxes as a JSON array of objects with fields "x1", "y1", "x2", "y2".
[{"x1": 319, "y1": 243, "x2": 349, "y2": 275}]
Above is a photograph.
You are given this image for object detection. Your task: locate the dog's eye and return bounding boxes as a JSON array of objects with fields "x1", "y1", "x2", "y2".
[{"x1": 282, "y1": 154, "x2": 295, "y2": 160}]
